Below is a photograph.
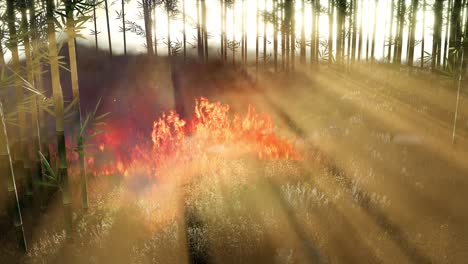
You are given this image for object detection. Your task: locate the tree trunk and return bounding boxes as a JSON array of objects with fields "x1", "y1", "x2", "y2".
[
  {"x1": 104, "y1": 0, "x2": 113, "y2": 57},
  {"x1": 358, "y1": 0, "x2": 363, "y2": 62},
  {"x1": 449, "y1": 0, "x2": 463, "y2": 71},
  {"x1": 222, "y1": 0, "x2": 225, "y2": 63},
  {"x1": 0, "y1": 100, "x2": 27, "y2": 252},
  {"x1": 202, "y1": 0, "x2": 208, "y2": 61},
  {"x1": 167, "y1": 9, "x2": 171, "y2": 56},
  {"x1": 46, "y1": 0, "x2": 73, "y2": 241},
  {"x1": 256, "y1": 0, "x2": 260, "y2": 71},
  {"x1": 122, "y1": 0, "x2": 127, "y2": 55},
  {"x1": 432, "y1": 0, "x2": 443, "y2": 70},
  {"x1": 274, "y1": 0, "x2": 278, "y2": 71},
  {"x1": 328, "y1": 0, "x2": 334, "y2": 64},
  {"x1": 351, "y1": 0, "x2": 358, "y2": 62},
  {"x1": 371, "y1": 0, "x2": 379, "y2": 63},
  {"x1": 263, "y1": 0, "x2": 267, "y2": 67},
  {"x1": 336, "y1": 0, "x2": 344, "y2": 64},
  {"x1": 387, "y1": 0, "x2": 395, "y2": 62},
  {"x1": 444, "y1": 0, "x2": 453, "y2": 69},
  {"x1": 64, "y1": 0, "x2": 87, "y2": 209},
  {"x1": 197, "y1": 0, "x2": 203, "y2": 60},
  {"x1": 421, "y1": 0, "x2": 427, "y2": 68},
  {"x1": 6, "y1": 0, "x2": 27, "y2": 208},
  {"x1": 290, "y1": 0, "x2": 295, "y2": 71},
  {"x1": 183, "y1": 0, "x2": 187, "y2": 61},
  {"x1": 143, "y1": 0, "x2": 154, "y2": 55},
  {"x1": 300, "y1": 0, "x2": 306, "y2": 64},
  {"x1": 93, "y1": 2, "x2": 98, "y2": 52},
  {"x1": 20, "y1": 0, "x2": 34, "y2": 203},
  {"x1": 407, "y1": 0, "x2": 419, "y2": 67}
]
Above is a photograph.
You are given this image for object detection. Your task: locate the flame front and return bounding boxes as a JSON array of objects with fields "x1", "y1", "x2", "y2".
[{"x1": 69, "y1": 97, "x2": 300, "y2": 181}]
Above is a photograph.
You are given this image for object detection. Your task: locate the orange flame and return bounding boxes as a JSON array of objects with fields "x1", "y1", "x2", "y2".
[{"x1": 67, "y1": 97, "x2": 300, "y2": 180}]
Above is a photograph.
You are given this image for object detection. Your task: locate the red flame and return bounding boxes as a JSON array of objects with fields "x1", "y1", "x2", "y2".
[{"x1": 67, "y1": 97, "x2": 300, "y2": 180}]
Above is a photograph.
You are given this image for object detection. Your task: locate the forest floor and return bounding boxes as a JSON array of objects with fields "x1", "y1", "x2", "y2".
[{"x1": 1, "y1": 62, "x2": 468, "y2": 264}]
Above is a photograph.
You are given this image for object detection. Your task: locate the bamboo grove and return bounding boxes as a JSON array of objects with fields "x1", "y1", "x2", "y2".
[
  {"x1": 90, "y1": 0, "x2": 468, "y2": 75},
  {"x1": 0, "y1": 0, "x2": 95, "y2": 250},
  {"x1": 1, "y1": 0, "x2": 468, "y2": 254}
]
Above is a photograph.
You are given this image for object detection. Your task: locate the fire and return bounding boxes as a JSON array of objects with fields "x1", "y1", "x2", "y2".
[{"x1": 67, "y1": 97, "x2": 300, "y2": 181}]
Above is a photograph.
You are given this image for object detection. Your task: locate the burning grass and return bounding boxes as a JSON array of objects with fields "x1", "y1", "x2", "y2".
[{"x1": 74, "y1": 97, "x2": 301, "y2": 183}]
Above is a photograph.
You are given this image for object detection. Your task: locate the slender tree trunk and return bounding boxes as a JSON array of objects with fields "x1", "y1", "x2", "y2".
[
  {"x1": 46, "y1": 0, "x2": 73, "y2": 240},
  {"x1": 300, "y1": 0, "x2": 306, "y2": 64},
  {"x1": 224, "y1": 1, "x2": 228, "y2": 61},
  {"x1": 197, "y1": 0, "x2": 203, "y2": 60},
  {"x1": 0, "y1": 100, "x2": 27, "y2": 252},
  {"x1": 432, "y1": 0, "x2": 443, "y2": 70},
  {"x1": 421, "y1": 0, "x2": 426, "y2": 68},
  {"x1": 336, "y1": 0, "x2": 345, "y2": 65},
  {"x1": 202, "y1": 0, "x2": 208, "y2": 61},
  {"x1": 221, "y1": 0, "x2": 225, "y2": 63},
  {"x1": 256, "y1": 0, "x2": 260, "y2": 71},
  {"x1": 263, "y1": 0, "x2": 267, "y2": 68},
  {"x1": 449, "y1": 0, "x2": 463, "y2": 71},
  {"x1": 122, "y1": 0, "x2": 127, "y2": 55},
  {"x1": 93, "y1": 2, "x2": 98, "y2": 52},
  {"x1": 328, "y1": 0, "x2": 334, "y2": 64},
  {"x1": 387, "y1": 0, "x2": 395, "y2": 62},
  {"x1": 281, "y1": 0, "x2": 285, "y2": 70},
  {"x1": 444, "y1": 0, "x2": 453, "y2": 69},
  {"x1": 311, "y1": 0, "x2": 316, "y2": 64},
  {"x1": 351, "y1": 0, "x2": 358, "y2": 62},
  {"x1": 104, "y1": 0, "x2": 113, "y2": 57},
  {"x1": 452, "y1": 4, "x2": 468, "y2": 143},
  {"x1": 167, "y1": 9, "x2": 171, "y2": 57},
  {"x1": 183, "y1": 0, "x2": 187, "y2": 61},
  {"x1": 408, "y1": 0, "x2": 419, "y2": 67},
  {"x1": 20, "y1": 0, "x2": 34, "y2": 203},
  {"x1": 64, "y1": 0, "x2": 87, "y2": 209},
  {"x1": 153, "y1": 6, "x2": 158, "y2": 56},
  {"x1": 7, "y1": 0, "x2": 27, "y2": 207},
  {"x1": 290, "y1": 0, "x2": 295, "y2": 71},
  {"x1": 233, "y1": 1, "x2": 236, "y2": 66},
  {"x1": 358, "y1": 0, "x2": 363, "y2": 62},
  {"x1": 143, "y1": 1, "x2": 154, "y2": 55},
  {"x1": 366, "y1": 4, "x2": 370, "y2": 63},
  {"x1": 274, "y1": 0, "x2": 278, "y2": 71}
]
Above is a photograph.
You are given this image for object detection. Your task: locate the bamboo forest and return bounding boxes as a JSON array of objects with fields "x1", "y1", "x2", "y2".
[{"x1": 0, "y1": 0, "x2": 467, "y2": 263}]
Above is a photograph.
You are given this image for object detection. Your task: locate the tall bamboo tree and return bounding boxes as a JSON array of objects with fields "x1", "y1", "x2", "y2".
[
  {"x1": 407, "y1": 0, "x2": 419, "y2": 67},
  {"x1": 433, "y1": 0, "x2": 444, "y2": 70},
  {"x1": 448, "y1": 0, "x2": 463, "y2": 71},
  {"x1": 104, "y1": 0, "x2": 113, "y2": 57},
  {"x1": 6, "y1": 0, "x2": 28, "y2": 205},
  {"x1": 263, "y1": 0, "x2": 267, "y2": 67},
  {"x1": 121, "y1": 0, "x2": 127, "y2": 55},
  {"x1": 46, "y1": 0, "x2": 73, "y2": 240},
  {"x1": 274, "y1": 0, "x2": 278, "y2": 71},
  {"x1": 1, "y1": 100, "x2": 27, "y2": 252},
  {"x1": 371, "y1": 0, "x2": 378, "y2": 63},
  {"x1": 387, "y1": 0, "x2": 395, "y2": 62},
  {"x1": 63, "y1": 0, "x2": 88, "y2": 209},
  {"x1": 20, "y1": 0, "x2": 35, "y2": 203},
  {"x1": 142, "y1": 0, "x2": 154, "y2": 55},
  {"x1": 420, "y1": 0, "x2": 426, "y2": 68},
  {"x1": 444, "y1": 0, "x2": 453, "y2": 69}
]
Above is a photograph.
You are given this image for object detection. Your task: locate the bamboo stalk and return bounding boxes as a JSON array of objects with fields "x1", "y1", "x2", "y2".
[
  {"x1": 46, "y1": 0, "x2": 73, "y2": 241},
  {"x1": 1, "y1": 100, "x2": 27, "y2": 252},
  {"x1": 64, "y1": 0, "x2": 87, "y2": 209}
]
